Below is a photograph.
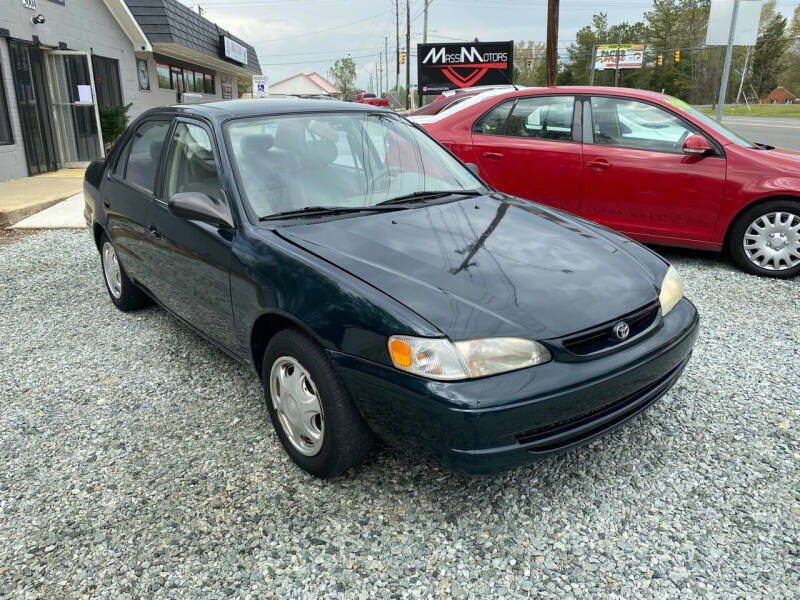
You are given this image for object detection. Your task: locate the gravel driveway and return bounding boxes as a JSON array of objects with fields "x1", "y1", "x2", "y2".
[{"x1": 1, "y1": 230, "x2": 798, "y2": 599}]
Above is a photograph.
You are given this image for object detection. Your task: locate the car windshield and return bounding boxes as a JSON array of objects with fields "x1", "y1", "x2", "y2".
[
  {"x1": 226, "y1": 112, "x2": 483, "y2": 219},
  {"x1": 664, "y1": 97, "x2": 755, "y2": 147}
]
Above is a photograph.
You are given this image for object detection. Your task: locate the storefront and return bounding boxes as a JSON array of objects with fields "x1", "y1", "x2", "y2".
[{"x1": 0, "y1": 0, "x2": 261, "y2": 181}]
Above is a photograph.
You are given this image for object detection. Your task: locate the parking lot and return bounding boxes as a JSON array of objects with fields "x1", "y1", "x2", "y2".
[{"x1": 0, "y1": 229, "x2": 798, "y2": 598}]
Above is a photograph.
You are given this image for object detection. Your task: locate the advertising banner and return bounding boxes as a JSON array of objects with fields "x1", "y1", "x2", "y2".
[
  {"x1": 594, "y1": 44, "x2": 646, "y2": 70},
  {"x1": 417, "y1": 41, "x2": 513, "y2": 95}
]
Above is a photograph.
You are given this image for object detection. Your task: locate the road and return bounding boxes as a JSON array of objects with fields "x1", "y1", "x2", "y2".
[{"x1": 719, "y1": 116, "x2": 800, "y2": 150}]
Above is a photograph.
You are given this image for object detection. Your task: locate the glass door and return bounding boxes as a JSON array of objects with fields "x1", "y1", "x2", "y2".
[
  {"x1": 45, "y1": 51, "x2": 104, "y2": 166},
  {"x1": 8, "y1": 40, "x2": 59, "y2": 175}
]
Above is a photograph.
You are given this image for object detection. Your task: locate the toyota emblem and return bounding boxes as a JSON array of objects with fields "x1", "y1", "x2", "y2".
[{"x1": 613, "y1": 321, "x2": 630, "y2": 340}]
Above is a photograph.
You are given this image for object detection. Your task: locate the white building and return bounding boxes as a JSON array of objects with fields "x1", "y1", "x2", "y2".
[
  {"x1": 268, "y1": 72, "x2": 340, "y2": 97},
  {"x1": 0, "y1": 0, "x2": 261, "y2": 181}
]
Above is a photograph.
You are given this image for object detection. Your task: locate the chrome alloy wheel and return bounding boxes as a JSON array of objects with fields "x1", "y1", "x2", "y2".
[
  {"x1": 269, "y1": 356, "x2": 325, "y2": 456},
  {"x1": 743, "y1": 211, "x2": 800, "y2": 271},
  {"x1": 102, "y1": 241, "x2": 122, "y2": 299}
]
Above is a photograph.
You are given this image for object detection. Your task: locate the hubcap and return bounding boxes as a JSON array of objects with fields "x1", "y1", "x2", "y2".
[
  {"x1": 102, "y1": 242, "x2": 123, "y2": 299},
  {"x1": 743, "y1": 211, "x2": 800, "y2": 271},
  {"x1": 269, "y1": 356, "x2": 324, "y2": 456}
]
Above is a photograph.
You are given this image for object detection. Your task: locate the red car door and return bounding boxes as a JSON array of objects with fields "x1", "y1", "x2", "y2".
[
  {"x1": 470, "y1": 95, "x2": 582, "y2": 214},
  {"x1": 580, "y1": 96, "x2": 726, "y2": 243}
]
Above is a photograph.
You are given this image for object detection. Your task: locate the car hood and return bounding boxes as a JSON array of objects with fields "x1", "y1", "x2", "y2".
[{"x1": 278, "y1": 195, "x2": 663, "y2": 341}]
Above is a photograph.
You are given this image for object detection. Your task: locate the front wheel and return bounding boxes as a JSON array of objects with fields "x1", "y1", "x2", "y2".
[
  {"x1": 262, "y1": 328, "x2": 374, "y2": 478},
  {"x1": 729, "y1": 200, "x2": 800, "y2": 278}
]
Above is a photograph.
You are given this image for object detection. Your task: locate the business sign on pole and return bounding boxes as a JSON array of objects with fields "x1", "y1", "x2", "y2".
[
  {"x1": 417, "y1": 41, "x2": 513, "y2": 95},
  {"x1": 705, "y1": 0, "x2": 763, "y2": 46},
  {"x1": 252, "y1": 74, "x2": 269, "y2": 98},
  {"x1": 594, "y1": 44, "x2": 646, "y2": 70}
]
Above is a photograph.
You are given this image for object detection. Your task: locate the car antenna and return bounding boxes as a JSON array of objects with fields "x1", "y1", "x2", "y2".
[{"x1": 500, "y1": 68, "x2": 519, "y2": 91}]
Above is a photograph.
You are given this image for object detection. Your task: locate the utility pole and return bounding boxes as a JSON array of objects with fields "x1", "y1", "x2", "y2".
[
  {"x1": 423, "y1": 0, "x2": 429, "y2": 44},
  {"x1": 545, "y1": 0, "x2": 559, "y2": 86},
  {"x1": 716, "y1": 0, "x2": 740, "y2": 122},
  {"x1": 376, "y1": 58, "x2": 380, "y2": 96},
  {"x1": 406, "y1": 0, "x2": 411, "y2": 109},
  {"x1": 385, "y1": 36, "x2": 389, "y2": 93},
  {"x1": 589, "y1": 45, "x2": 596, "y2": 85},
  {"x1": 395, "y1": 0, "x2": 400, "y2": 92}
]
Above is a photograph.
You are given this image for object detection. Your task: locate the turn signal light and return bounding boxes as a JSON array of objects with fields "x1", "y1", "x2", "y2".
[{"x1": 389, "y1": 339, "x2": 412, "y2": 367}]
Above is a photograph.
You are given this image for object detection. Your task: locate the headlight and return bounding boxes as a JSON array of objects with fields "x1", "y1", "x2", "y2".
[
  {"x1": 388, "y1": 335, "x2": 551, "y2": 380},
  {"x1": 658, "y1": 265, "x2": 684, "y2": 316}
]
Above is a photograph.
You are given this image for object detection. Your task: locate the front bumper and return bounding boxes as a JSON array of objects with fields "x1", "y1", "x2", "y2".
[{"x1": 329, "y1": 298, "x2": 699, "y2": 473}]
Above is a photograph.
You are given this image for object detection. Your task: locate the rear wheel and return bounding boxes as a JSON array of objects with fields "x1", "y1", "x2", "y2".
[
  {"x1": 729, "y1": 200, "x2": 800, "y2": 278},
  {"x1": 262, "y1": 328, "x2": 374, "y2": 478},
  {"x1": 99, "y1": 233, "x2": 151, "y2": 310}
]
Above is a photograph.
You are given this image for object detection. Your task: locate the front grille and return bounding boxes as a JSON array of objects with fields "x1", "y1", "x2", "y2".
[
  {"x1": 513, "y1": 357, "x2": 688, "y2": 452},
  {"x1": 562, "y1": 301, "x2": 660, "y2": 355}
]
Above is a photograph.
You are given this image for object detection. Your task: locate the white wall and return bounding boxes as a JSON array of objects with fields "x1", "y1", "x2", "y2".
[
  {"x1": 270, "y1": 75, "x2": 324, "y2": 96},
  {"x1": 0, "y1": 38, "x2": 27, "y2": 181}
]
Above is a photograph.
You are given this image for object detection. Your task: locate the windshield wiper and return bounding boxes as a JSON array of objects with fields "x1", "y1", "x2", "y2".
[
  {"x1": 260, "y1": 204, "x2": 406, "y2": 221},
  {"x1": 376, "y1": 189, "x2": 483, "y2": 206},
  {"x1": 753, "y1": 141, "x2": 775, "y2": 150}
]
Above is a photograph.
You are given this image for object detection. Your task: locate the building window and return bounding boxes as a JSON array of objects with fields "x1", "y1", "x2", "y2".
[
  {"x1": 156, "y1": 60, "x2": 214, "y2": 94},
  {"x1": 183, "y1": 70, "x2": 195, "y2": 93},
  {"x1": 157, "y1": 63, "x2": 170, "y2": 89},
  {"x1": 136, "y1": 58, "x2": 150, "y2": 91},
  {"x1": 0, "y1": 60, "x2": 12, "y2": 145}
]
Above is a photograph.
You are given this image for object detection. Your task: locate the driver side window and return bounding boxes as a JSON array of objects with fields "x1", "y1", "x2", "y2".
[
  {"x1": 590, "y1": 97, "x2": 698, "y2": 154},
  {"x1": 163, "y1": 122, "x2": 222, "y2": 201}
]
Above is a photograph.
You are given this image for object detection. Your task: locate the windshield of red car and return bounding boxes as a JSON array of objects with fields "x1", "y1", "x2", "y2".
[
  {"x1": 226, "y1": 112, "x2": 483, "y2": 219},
  {"x1": 665, "y1": 97, "x2": 755, "y2": 147}
]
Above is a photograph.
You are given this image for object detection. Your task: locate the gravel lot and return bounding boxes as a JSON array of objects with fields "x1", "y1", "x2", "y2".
[{"x1": 1, "y1": 229, "x2": 798, "y2": 599}]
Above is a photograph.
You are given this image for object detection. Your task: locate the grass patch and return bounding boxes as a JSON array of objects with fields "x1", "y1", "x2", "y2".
[{"x1": 699, "y1": 104, "x2": 800, "y2": 118}]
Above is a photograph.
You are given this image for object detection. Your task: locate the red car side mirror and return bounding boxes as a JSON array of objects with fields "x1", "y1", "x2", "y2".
[{"x1": 682, "y1": 134, "x2": 713, "y2": 156}]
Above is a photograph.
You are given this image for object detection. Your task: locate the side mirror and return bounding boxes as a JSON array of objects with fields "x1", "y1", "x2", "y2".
[
  {"x1": 464, "y1": 162, "x2": 481, "y2": 178},
  {"x1": 168, "y1": 192, "x2": 233, "y2": 229},
  {"x1": 682, "y1": 134, "x2": 713, "y2": 156}
]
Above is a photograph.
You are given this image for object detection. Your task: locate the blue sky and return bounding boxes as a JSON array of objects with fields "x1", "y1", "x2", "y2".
[{"x1": 180, "y1": 0, "x2": 798, "y2": 91}]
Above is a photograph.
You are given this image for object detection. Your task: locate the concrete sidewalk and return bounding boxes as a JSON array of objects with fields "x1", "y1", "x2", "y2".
[
  {"x1": 11, "y1": 193, "x2": 86, "y2": 229},
  {"x1": 0, "y1": 168, "x2": 85, "y2": 228}
]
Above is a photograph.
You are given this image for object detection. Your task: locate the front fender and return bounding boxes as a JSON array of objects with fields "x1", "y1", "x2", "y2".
[{"x1": 230, "y1": 226, "x2": 442, "y2": 370}]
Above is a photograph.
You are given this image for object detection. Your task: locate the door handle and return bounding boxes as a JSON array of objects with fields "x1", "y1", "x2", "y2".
[
  {"x1": 149, "y1": 227, "x2": 161, "y2": 239},
  {"x1": 482, "y1": 151, "x2": 504, "y2": 160},
  {"x1": 588, "y1": 159, "x2": 611, "y2": 171}
]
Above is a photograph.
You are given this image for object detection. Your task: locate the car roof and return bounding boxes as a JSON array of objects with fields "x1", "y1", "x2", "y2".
[
  {"x1": 139, "y1": 97, "x2": 389, "y2": 122},
  {"x1": 490, "y1": 86, "x2": 673, "y2": 103},
  {"x1": 409, "y1": 88, "x2": 516, "y2": 124}
]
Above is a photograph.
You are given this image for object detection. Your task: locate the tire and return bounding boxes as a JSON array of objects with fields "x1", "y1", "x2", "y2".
[
  {"x1": 262, "y1": 328, "x2": 374, "y2": 478},
  {"x1": 728, "y1": 199, "x2": 800, "y2": 279},
  {"x1": 99, "y1": 233, "x2": 151, "y2": 311}
]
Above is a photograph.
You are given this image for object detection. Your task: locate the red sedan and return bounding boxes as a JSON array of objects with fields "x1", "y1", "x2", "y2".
[
  {"x1": 416, "y1": 86, "x2": 800, "y2": 278},
  {"x1": 350, "y1": 93, "x2": 390, "y2": 107}
]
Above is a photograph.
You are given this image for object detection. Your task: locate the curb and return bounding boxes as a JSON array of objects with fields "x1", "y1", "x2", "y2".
[{"x1": 0, "y1": 193, "x2": 78, "y2": 229}]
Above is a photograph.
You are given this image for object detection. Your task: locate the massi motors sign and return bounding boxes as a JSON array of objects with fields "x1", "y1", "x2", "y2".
[{"x1": 418, "y1": 41, "x2": 513, "y2": 95}]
